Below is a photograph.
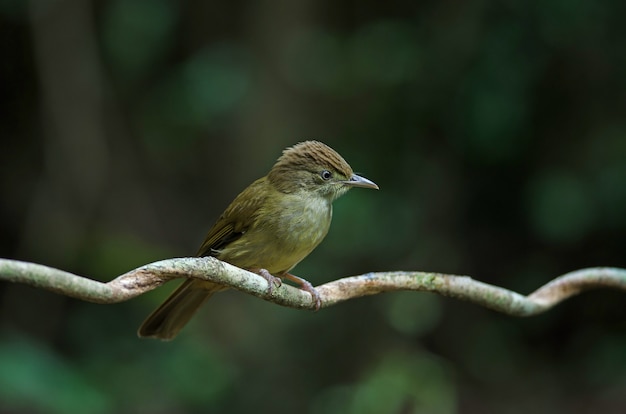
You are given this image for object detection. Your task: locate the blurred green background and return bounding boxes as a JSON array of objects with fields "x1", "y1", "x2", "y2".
[{"x1": 1, "y1": 0, "x2": 626, "y2": 413}]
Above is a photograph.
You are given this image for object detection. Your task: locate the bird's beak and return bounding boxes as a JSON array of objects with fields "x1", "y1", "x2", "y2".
[{"x1": 344, "y1": 174, "x2": 379, "y2": 190}]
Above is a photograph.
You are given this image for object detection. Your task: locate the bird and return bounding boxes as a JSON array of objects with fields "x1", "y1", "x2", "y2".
[{"x1": 138, "y1": 140, "x2": 378, "y2": 340}]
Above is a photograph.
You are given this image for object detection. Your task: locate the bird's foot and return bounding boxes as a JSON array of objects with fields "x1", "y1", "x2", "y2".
[
  {"x1": 282, "y1": 273, "x2": 322, "y2": 311},
  {"x1": 253, "y1": 268, "x2": 282, "y2": 294}
]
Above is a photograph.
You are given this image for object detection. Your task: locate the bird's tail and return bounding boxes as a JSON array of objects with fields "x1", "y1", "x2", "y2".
[{"x1": 137, "y1": 280, "x2": 226, "y2": 340}]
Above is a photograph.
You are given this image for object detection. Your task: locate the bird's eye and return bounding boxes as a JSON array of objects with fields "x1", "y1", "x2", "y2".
[{"x1": 320, "y1": 170, "x2": 332, "y2": 180}]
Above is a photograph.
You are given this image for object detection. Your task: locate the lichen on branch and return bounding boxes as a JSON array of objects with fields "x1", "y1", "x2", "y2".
[{"x1": 1, "y1": 257, "x2": 625, "y2": 315}]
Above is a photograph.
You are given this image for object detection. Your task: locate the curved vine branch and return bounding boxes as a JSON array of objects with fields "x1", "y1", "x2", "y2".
[{"x1": 1, "y1": 257, "x2": 625, "y2": 316}]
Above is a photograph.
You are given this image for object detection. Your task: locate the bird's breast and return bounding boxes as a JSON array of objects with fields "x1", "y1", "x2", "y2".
[{"x1": 216, "y1": 194, "x2": 333, "y2": 274}]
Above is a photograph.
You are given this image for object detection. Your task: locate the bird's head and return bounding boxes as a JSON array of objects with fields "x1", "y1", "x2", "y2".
[{"x1": 268, "y1": 140, "x2": 378, "y2": 200}]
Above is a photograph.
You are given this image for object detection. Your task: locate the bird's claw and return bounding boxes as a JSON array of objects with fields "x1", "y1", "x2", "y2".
[
  {"x1": 254, "y1": 268, "x2": 282, "y2": 294},
  {"x1": 254, "y1": 270, "x2": 322, "y2": 310},
  {"x1": 282, "y1": 273, "x2": 322, "y2": 311}
]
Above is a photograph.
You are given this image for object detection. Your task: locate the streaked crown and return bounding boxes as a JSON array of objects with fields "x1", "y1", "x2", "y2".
[{"x1": 272, "y1": 140, "x2": 353, "y2": 178}]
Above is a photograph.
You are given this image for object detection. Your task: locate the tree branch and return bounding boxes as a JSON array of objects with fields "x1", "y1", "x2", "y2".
[{"x1": 1, "y1": 257, "x2": 625, "y2": 316}]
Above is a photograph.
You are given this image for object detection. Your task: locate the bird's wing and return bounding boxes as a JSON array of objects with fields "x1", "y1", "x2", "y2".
[{"x1": 196, "y1": 177, "x2": 269, "y2": 257}]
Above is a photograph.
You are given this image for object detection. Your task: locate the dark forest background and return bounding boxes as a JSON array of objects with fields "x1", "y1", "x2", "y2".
[{"x1": 1, "y1": 0, "x2": 626, "y2": 413}]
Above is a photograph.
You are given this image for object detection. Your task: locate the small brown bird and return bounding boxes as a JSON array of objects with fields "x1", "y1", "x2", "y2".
[{"x1": 138, "y1": 140, "x2": 378, "y2": 340}]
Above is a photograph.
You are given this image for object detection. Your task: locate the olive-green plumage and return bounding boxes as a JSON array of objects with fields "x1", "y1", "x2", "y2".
[{"x1": 138, "y1": 141, "x2": 378, "y2": 340}]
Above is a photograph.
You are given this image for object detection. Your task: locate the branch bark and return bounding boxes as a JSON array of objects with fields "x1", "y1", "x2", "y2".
[{"x1": 1, "y1": 257, "x2": 625, "y2": 316}]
